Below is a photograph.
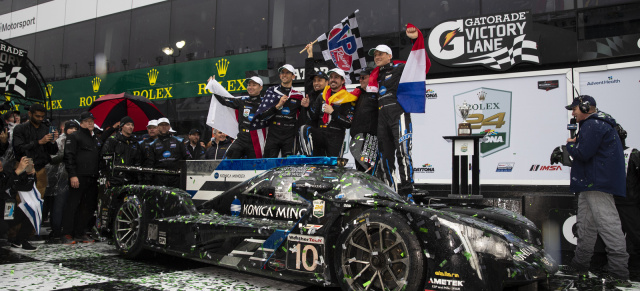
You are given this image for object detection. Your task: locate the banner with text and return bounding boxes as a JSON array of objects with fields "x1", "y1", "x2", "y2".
[{"x1": 44, "y1": 50, "x2": 267, "y2": 111}]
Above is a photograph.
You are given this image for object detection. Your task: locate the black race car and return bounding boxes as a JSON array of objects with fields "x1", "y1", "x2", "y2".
[{"x1": 98, "y1": 157, "x2": 557, "y2": 291}]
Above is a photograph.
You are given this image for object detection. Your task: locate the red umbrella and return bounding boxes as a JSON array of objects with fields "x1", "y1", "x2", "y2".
[{"x1": 88, "y1": 93, "x2": 164, "y2": 132}]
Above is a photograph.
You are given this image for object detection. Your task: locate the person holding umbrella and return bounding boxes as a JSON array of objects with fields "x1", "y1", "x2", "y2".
[
  {"x1": 143, "y1": 118, "x2": 191, "y2": 187},
  {"x1": 101, "y1": 116, "x2": 143, "y2": 187}
]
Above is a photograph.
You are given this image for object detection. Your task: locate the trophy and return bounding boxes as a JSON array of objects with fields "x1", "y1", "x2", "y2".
[{"x1": 457, "y1": 101, "x2": 471, "y2": 135}]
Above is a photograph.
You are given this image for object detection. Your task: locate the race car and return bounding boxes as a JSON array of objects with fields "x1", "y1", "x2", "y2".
[{"x1": 98, "y1": 156, "x2": 557, "y2": 291}]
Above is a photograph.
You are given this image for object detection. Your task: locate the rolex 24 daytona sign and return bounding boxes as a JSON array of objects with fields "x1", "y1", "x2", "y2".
[{"x1": 427, "y1": 11, "x2": 539, "y2": 71}]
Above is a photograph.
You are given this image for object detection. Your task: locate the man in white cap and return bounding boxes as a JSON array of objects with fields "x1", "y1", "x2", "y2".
[
  {"x1": 257, "y1": 64, "x2": 305, "y2": 158},
  {"x1": 300, "y1": 68, "x2": 358, "y2": 157},
  {"x1": 367, "y1": 26, "x2": 421, "y2": 197},
  {"x1": 139, "y1": 119, "x2": 158, "y2": 164},
  {"x1": 208, "y1": 75, "x2": 268, "y2": 158},
  {"x1": 143, "y1": 117, "x2": 191, "y2": 187}
]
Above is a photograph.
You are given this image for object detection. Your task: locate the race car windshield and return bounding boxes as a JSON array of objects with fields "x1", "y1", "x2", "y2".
[{"x1": 338, "y1": 171, "x2": 404, "y2": 202}]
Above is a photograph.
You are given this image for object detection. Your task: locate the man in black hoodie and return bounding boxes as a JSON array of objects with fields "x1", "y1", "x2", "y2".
[
  {"x1": 101, "y1": 116, "x2": 143, "y2": 187},
  {"x1": 62, "y1": 111, "x2": 100, "y2": 244}
]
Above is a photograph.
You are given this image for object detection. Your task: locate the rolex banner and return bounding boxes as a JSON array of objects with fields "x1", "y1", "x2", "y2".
[
  {"x1": 411, "y1": 71, "x2": 570, "y2": 185},
  {"x1": 44, "y1": 51, "x2": 268, "y2": 111},
  {"x1": 427, "y1": 11, "x2": 540, "y2": 71}
]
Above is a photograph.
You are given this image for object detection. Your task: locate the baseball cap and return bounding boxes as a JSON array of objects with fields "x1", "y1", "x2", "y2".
[
  {"x1": 312, "y1": 70, "x2": 329, "y2": 80},
  {"x1": 147, "y1": 120, "x2": 158, "y2": 127},
  {"x1": 63, "y1": 120, "x2": 79, "y2": 133},
  {"x1": 80, "y1": 111, "x2": 95, "y2": 121},
  {"x1": 359, "y1": 67, "x2": 372, "y2": 76},
  {"x1": 328, "y1": 68, "x2": 346, "y2": 79},
  {"x1": 120, "y1": 116, "x2": 134, "y2": 126},
  {"x1": 157, "y1": 117, "x2": 170, "y2": 125},
  {"x1": 246, "y1": 76, "x2": 264, "y2": 86},
  {"x1": 169, "y1": 127, "x2": 176, "y2": 133},
  {"x1": 368, "y1": 44, "x2": 393, "y2": 57},
  {"x1": 189, "y1": 128, "x2": 201, "y2": 135},
  {"x1": 565, "y1": 95, "x2": 597, "y2": 110},
  {"x1": 278, "y1": 64, "x2": 295, "y2": 74}
]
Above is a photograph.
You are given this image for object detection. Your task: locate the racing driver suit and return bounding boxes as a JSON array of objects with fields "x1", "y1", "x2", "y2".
[
  {"x1": 260, "y1": 85, "x2": 303, "y2": 158},
  {"x1": 213, "y1": 93, "x2": 267, "y2": 159},
  {"x1": 144, "y1": 133, "x2": 191, "y2": 188}
]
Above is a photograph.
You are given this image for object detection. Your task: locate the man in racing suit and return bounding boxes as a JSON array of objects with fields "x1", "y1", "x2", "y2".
[
  {"x1": 368, "y1": 25, "x2": 429, "y2": 196},
  {"x1": 301, "y1": 68, "x2": 357, "y2": 157},
  {"x1": 208, "y1": 76, "x2": 268, "y2": 159},
  {"x1": 144, "y1": 117, "x2": 191, "y2": 188},
  {"x1": 300, "y1": 42, "x2": 329, "y2": 126},
  {"x1": 101, "y1": 116, "x2": 143, "y2": 187},
  {"x1": 350, "y1": 68, "x2": 378, "y2": 172},
  {"x1": 259, "y1": 64, "x2": 304, "y2": 158},
  {"x1": 139, "y1": 120, "x2": 158, "y2": 164}
]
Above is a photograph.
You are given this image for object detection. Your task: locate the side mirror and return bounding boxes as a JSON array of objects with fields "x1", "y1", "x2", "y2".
[{"x1": 292, "y1": 179, "x2": 333, "y2": 199}]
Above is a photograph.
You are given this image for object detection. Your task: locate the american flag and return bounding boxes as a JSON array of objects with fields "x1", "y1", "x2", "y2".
[
  {"x1": 316, "y1": 10, "x2": 366, "y2": 84},
  {"x1": 255, "y1": 85, "x2": 303, "y2": 117},
  {"x1": 454, "y1": 35, "x2": 539, "y2": 70},
  {"x1": 0, "y1": 66, "x2": 28, "y2": 97}
]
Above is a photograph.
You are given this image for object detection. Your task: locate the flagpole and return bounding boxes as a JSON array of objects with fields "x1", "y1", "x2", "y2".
[{"x1": 298, "y1": 39, "x2": 318, "y2": 54}]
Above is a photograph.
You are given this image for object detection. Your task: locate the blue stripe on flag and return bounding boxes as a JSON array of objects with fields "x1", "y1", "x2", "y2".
[{"x1": 397, "y1": 81, "x2": 426, "y2": 113}]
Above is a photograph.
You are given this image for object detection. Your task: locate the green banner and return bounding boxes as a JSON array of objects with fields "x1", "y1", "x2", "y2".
[{"x1": 44, "y1": 51, "x2": 267, "y2": 110}]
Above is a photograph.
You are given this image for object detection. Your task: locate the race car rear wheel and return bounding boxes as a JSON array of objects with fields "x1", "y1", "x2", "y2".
[
  {"x1": 335, "y1": 210, "x2": 425, "y2": 291},
  {"x1": 113, "y1": 195, "x2": 147, "y2": 259}
]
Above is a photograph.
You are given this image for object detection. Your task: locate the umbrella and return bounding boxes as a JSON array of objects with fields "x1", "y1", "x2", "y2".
[{"x1": 89, "y1": 93, "x2": 165, "y2": 132}]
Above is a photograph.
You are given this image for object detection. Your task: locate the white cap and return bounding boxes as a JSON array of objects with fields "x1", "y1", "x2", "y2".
[
  {"x1": 278, "y1": 64, "x2": 295, "y2": 74},
  {"x1": 328, "y1": 68, "x2": 346, "y2": 79},
  {"x1": 246, "y1": 76, "x2": 264, "y2": 86},
  {"x1": 157, "y1": 117, "x2": 170, "y2": 125},
  {"x1": 368, "y1": 44, "x2": 392, "y2": 57},
  {"x1": 147, "y1": 119, "x2": 158, "y2": 127},
  {"x1": 169, "y1": 127, "x2": 176, "y2": 133}
]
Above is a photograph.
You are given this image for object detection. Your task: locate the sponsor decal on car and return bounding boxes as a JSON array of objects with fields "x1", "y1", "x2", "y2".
[
  {"x1": 313, "y1": 200, "x2": 325, "y2": 218},
  {"x1": 242, "y1": 204, "x2": 307, "y2": 219}
]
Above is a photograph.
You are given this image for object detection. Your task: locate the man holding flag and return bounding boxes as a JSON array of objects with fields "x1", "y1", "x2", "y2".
[
  {"x1": 367, "y1": 24, "x2": 431, "y2": 197},
  {"x1": 300, "y1": 68, "x2": 357, "y2": 157},
  {"x1": 258, "y1": 65, "x2": 304, "y2": 158},
  {"x1": 205, "y1": 76, "x2": 268, "y2": 159}
]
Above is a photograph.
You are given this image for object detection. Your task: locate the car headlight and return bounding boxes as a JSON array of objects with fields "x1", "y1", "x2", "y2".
[{"x1": 464, "y1": 226, "x2": 511, "y2": 260}]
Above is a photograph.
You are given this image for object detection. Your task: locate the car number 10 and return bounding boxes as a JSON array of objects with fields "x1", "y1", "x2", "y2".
[{"x1": 293, "y1": 243, "x2": 319, "y2": 271}]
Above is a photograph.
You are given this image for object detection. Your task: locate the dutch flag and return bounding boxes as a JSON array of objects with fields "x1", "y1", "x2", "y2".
[{"x1": 397, "y1": 23, "x2": 431, "y2": 113}]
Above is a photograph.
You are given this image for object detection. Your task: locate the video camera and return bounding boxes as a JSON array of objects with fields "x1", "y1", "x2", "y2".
[{"x1": 550, "y1": 117, "x2": 576, "y2": 167}]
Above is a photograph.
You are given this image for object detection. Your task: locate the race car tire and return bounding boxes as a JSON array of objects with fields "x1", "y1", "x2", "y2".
[
  {"x1": 334, "y1": 210, "x2": 425, "y2": 291},
  {"x1": 113, "y1": 194, "x2": 148, "y2": 259}
]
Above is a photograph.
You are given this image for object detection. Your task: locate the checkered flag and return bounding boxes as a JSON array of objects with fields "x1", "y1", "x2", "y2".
[
  {"x1": 0, "y1": 66, "x2": 28, "y2": 97},
  {"x1": 316, "y1": 10, "x2": 366, "y2": 83},
  {"x1": 455, "y1": 35, "x2": 539, "y2": 71}
]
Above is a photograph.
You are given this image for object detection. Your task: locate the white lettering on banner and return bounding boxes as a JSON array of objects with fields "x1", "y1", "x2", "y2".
[
  {"x1": 0, "y1": 17, "x2": 36, "y2": 32},
  {"x1": 242, "y1": 204, "x2": 307, "y2": 219}
]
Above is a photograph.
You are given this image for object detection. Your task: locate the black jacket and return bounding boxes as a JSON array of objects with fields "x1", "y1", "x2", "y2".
[
  {"x1": 307, "y1": 88, "x2": 356, "y2": 131},
  {"x1": 186, "y1": 141, "x2": 206, "y2": 160},
  {"x1": 351, "y1": 86, "x2": 378, "y2": 136},
  {"x1": 12, "y1": 122, "x2": 58, "y2": 171},
  {"x1": 300, "y1": 58, "x2": 326, "y2": 126},
  {"x1": 205, "y1": 139, "x2": 233, "y2": 160},
  {"x1": 144, "y1": 133, "x2": 191, "y2": 170},
  {"x1": 101, "y1": 132, "x2": 143, "y2": 185},
  {"x1": 64, "y1": 127, "x2": 100, "y2": 177},
  {"x1": 376, "y1": 62, "x2": 405, "y2": 109}
]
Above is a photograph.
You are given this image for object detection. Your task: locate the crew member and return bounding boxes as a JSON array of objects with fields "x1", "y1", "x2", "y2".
[
  {"x1": 350, "y1": 68, "x2": 378, "y2": 172},
  {"x1": 63, "y1": 111, "x2": 100, "y2": 244},
  {"x1": 300, "y1": 42, "x2": 329, "y2": 126},
  {"x1": 144, "y1": 118, "x2": 191, "y2": 187},
  {"x1": 259, "y1": 64, "x2": 304, "y2": 158},
  {"x1": 563, "y1": 95, "x2": 631, "y2": 287},
  {"x1": 139, "y1": 120, "x2": 158, "y2": 164},
  {"x1": 367, "y1": 25, "x2": 430, "y2": 196},
  {"x1": 207, "y1": 76, "x2": 268, "y2": 158},
  {"x1": 301, "y1": 68, "x2": 357, "y2": 157},
  {"x1": 185, "y1": 129, "x2": 206, "y2": 159},
  {"x1": 101, "y1": 116, "x2": 143, "y2": 187}
]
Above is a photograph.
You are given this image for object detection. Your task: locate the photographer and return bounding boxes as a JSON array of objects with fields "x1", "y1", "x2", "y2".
[
  {"x1": 563, "y1": 95, "x2": 631, "y2": 287},
  {"x1": 6, "y1": 156, "x2": 39, "y2": 251},
  {"x1": 12, "y1": 104, "x2": 58, "y2": 197}
]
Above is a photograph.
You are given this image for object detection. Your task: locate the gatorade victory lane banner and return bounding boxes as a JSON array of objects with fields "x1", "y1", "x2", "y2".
[
  {"x1": 411, "y1": 72, "x2": 570, "y2": 184},
  {"x1": 45, "y1": 51, "x2": 267, "y2": 111},
  {"x1": 577, "y1": 65, "x2": 640, "y2": 151}
]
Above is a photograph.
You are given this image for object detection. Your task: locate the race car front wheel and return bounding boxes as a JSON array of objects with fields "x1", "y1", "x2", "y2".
[
  {"x1": 113, "y1": 195, "x2": 148, "y2": 259},
  {"x1": 335, "y1": 210, "x2": 425, "y2": 291}
]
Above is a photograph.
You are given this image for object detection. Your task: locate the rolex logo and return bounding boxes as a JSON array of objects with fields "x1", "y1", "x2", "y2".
[
  {"x1": 92, "y1": 77, "x2": 101, "y2": 92},
  {"x1": 46, "y1": 84, "x2": 53, "y2": 97},
  {"x1": 477, "y1": 90, "x2": 486, "y2": 101},
  {"x1": 148, "y1": 69, "x2": 159, "y2": 86},
  {"x1": 216, "y1": 59, "x2": 229, "y2": 77}
]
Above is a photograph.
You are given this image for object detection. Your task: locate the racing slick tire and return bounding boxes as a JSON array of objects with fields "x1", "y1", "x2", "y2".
[
  {"x1": 334, "y1": 210, "x2": 425, "y2": 291},
  {"x1": 113, "y1": 195, "x2": 148, "y2": 259}
]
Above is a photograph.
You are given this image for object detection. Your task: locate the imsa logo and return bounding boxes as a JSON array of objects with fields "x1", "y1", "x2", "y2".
[{"x1": 530, "y1": 165, "x2": 562, "y2": 171}]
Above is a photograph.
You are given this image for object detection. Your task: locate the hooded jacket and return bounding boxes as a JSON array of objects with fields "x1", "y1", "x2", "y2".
[{"x1": 566, "y1": 111, "x2": 626, "y2": 197}]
